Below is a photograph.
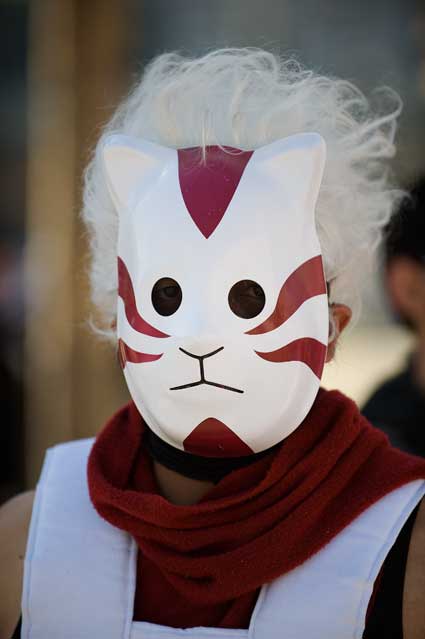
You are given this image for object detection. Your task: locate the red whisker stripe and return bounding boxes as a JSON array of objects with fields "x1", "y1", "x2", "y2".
[
  {"x1": 255, "y1": 337, "x2": 327, "y2": 379},
  {"x1": 246, "y1": 255, "x2": 326, "y2": 335},
  {"x1": 118, "y1": 257, "x2": 169, "y2": 338},
  {"x1": 118, "y1": 338, "x2": 163, "y2": 370}
]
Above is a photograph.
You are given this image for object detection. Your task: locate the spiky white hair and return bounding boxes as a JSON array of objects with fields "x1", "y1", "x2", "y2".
[{"x1": 82, "y1": 48, "x2": 402, "y2": 339}]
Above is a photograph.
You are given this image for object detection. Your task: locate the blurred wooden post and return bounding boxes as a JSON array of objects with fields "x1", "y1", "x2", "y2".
[
  {"x1": 72, "y1": 0, "x2": 131, "y2": 444},
  {"x1": 25, "y1": 0, "x2": 131, "y2": 487},
  {"x1": 25, "y1": 0, "x2": 76, "y2": 487}
]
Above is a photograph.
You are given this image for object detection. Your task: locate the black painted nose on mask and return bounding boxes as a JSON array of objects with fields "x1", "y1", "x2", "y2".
[{"x1": 169, "y1": 347, "x2": 244, "y2": 394}]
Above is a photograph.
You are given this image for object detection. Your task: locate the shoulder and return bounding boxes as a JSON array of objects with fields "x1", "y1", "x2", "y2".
[
  {"x1": 403, "y1": 496, "x2": 425, "y2": 639},
  {"x1": 0, "y1": 491, "x2": 35, "y2": 639},
  {"x1": 362, "y1": 369, "x2": 410, "y2": 421},
  {"x1": 0, "y1": 490, "x2": 34, "y2": 522}
]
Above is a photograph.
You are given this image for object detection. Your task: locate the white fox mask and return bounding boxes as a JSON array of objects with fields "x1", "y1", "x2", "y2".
[{"x1": 103, "y1": 132, "x2": 328, "y2": 457}]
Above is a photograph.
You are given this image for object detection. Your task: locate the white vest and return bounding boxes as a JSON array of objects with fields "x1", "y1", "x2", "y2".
[{"x1": 21, "y1": 438, "x2": 425, "y2": 639}]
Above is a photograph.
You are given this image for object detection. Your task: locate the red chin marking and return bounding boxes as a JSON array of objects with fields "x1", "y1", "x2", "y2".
[
  {"x1": 183, "y1": 418, "x2": 254, "y2": 458},
  {"x1": 118, "y1": 338, "x2": 163, "y2": 370},
  {"x1": 246, "y1": 255, "x2": 327, "y2": 335},
  {"x1": 255, "y1": 337, "x2": 327, "y2": 379}
]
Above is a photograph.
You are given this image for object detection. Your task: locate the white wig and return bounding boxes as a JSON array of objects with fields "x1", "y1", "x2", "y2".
[{"x1": 82, "y1": 48, "x2": 402, "y2": 339}]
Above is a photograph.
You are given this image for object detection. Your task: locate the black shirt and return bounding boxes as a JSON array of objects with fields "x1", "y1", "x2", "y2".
[{"x1": 363, "y1": 358, "x2": 425, "y2": 457}]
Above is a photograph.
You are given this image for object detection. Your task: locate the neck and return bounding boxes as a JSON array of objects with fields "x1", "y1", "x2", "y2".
[
  {"x1": 145, "y1": 427, "x2": 279, "y2": 489},
  {"x1": 152, "y1": 459, "x2": 215, "y2": 505}
]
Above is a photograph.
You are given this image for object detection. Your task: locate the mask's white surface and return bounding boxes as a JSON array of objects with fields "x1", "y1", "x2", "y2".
[{"x1": 103, "y1": 133, "x2": 328, "y2": 457}]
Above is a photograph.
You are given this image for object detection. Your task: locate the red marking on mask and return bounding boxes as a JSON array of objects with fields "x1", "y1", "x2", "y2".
[
  {"x1": 118, "y1": 257, "x2": 169, "y2": 338},
  {"x1": 246, "y1": 255, "x2": 326, "y2": 335},
  {"x1": 183, "y1": 418, "x2": 254, "y2": 457},
  {"x1": 118, "y1": 338, "x2": 163, "y2": 370},
  {"x1": 255, "y1": 337, "x2": 327, "y2": 379},
  {"x1": 178, "y1": 146, "x2": 253, "y2": 239}
]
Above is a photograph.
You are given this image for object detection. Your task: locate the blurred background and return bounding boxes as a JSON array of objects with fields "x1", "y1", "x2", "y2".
[{"x1": 1, "y1": 0, "x2": 425, "y2": 502}]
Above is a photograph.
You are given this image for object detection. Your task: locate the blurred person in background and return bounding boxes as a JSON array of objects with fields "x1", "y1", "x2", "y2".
[
  {"x1": 0, "y1": 243, "x2": 24, "y2": 503},
  {"x1": 1, "y1": 49, "x2": 425, "y2": 639},
  {"x1": 363, "y1": 178, "x2": 425, "y2": 456}
]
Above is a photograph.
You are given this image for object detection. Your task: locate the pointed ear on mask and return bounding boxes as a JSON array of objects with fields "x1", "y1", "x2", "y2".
[
  {"x1": 101, "y1": 134, "x2": 175, "y2": 211},
  {"x1": 252, "y1": 133, "x2": 326, "y2": 212}
]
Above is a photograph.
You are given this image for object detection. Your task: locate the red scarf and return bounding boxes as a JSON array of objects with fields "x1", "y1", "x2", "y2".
[{"x1": 88, "y1": 389, "x2": 425, "y2": 627}]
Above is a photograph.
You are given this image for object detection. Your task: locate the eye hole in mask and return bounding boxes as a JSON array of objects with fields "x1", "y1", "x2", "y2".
[
  {"x1": 152, "y1": 278, "x2": 182, "y2": 316},
  {"x1": 228, "y1": 280, "x2": 266, "y2": 319}
]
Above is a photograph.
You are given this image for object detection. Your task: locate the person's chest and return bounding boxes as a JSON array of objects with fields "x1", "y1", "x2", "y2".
[{"x1": 20, "y1": 439, "x2": 425, "y2": 639}]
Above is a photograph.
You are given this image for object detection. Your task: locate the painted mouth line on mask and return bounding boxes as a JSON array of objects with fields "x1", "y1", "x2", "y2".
[{"x1": 169, "y1": 379, "x2": 244, "y2": 394}]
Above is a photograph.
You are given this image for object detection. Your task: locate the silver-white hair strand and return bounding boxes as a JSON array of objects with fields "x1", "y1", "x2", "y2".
[{"x1": 82, "y1": 48, "x2": 403, "y2": 340}]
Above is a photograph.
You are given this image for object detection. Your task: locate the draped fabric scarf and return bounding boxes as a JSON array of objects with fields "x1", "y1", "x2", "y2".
[{"x1": 88, "y1": 389, "x2": 425, "y2": 614}]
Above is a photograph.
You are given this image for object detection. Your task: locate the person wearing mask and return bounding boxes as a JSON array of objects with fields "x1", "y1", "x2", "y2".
[{"x1": 1, "y1": 49, "x2": 425, "y2": 639}]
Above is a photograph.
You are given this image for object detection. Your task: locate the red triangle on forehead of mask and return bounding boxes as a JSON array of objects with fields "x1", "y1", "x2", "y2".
[{"x1": 178, "y1": 146, "x2": 254, "y2": 238}]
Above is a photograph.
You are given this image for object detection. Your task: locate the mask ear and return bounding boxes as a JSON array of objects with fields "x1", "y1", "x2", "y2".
[
  {"x1": 252, "y1": 133, "x2": 326, "y2": 212},
  {"x1": 101, "y1": 134, "x2": 175, "y2": 211}
]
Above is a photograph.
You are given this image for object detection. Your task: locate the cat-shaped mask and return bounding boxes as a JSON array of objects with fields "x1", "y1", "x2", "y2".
[{"x1": 103, "y1": 132, "x2": 328, "y2": 456}]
